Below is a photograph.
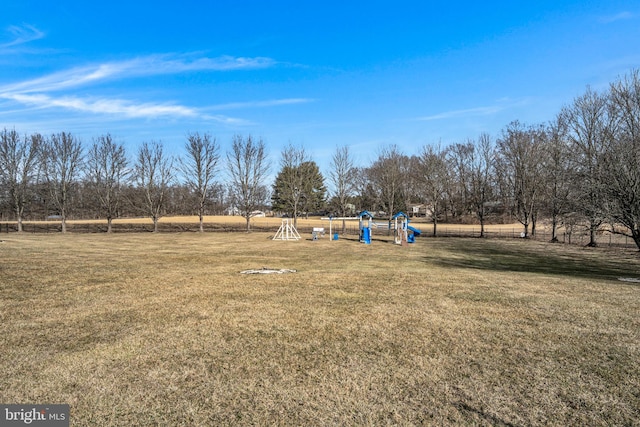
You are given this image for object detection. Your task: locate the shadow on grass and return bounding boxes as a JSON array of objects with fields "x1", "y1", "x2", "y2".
[
  {"x1": 454, "y1": 401, "x2": 517, "y2": 427},
  {"x1": 426, "y1": 238, "x2": 640, "y2": 282}
]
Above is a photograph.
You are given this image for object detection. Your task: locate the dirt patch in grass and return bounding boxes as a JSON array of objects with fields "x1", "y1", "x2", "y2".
[{"x1": 1, "y1": 234, "x2": 639, "y2": 425}]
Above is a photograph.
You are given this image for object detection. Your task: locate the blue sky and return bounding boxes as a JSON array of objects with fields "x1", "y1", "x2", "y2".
[{"x1": 1, "y1": 1, "x2": 639, "y2": 175}]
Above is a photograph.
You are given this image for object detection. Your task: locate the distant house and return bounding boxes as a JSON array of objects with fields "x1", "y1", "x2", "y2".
[
  {"x1": 408, "y1": 203, "x2": 435, "y2": 218},
  {"x1": 225, "y1": 207, "x2": 240, "y2": 216},
  {"x1": 409, "y1": 204, "x2": 423, "y2": 217},
  {"x1": 345, "y1": 203, "x2": 356, "y2": 215}
]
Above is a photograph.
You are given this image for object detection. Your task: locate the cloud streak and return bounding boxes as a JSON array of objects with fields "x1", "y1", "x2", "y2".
[
  {"x1": 0, "y1": 53, "x2": 280, "y2": 123},
  {"x1": 0, "y1": 24, "x2": 45, "y2": 49},
  {"x1": 417, "y1": 105, "x2": 504, "y2": 121},
  {"x1": 599, "y1": 11, "x2": 636, "y2": 24},
  {"x1": 1, "y1": 93, "x2": 250, "y2": 124},
  {"x1": 208, "y1": 98, "x2": 314, "y2": 110},
  {"x1": 0, "y1": 54, "x2": 276, "y2": 94}
]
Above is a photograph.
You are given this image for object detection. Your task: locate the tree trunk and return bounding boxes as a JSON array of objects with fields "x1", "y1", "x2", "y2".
[
  {"x1": 199, "y1": 213, "x2": 204, "y2": 233},
  {"x1": 550, "y1": 216, "x2": 559, "y2": 243},
  {"x1": 632, "y1": 229, "x2": 640, "y2": 251},
  {"x1": 587, "y1": 224, "x2": 598, "y2": 247},
  {"x1": 531, "y1": 215, "x2": 537, "y2": 237},
  {"x1": 61, "y1": 209, "x2": 67, "y2": 233},
  {"x1": 153, "y1": 216, "x2": 159, "y2": 233},
  {"x1": 107, "y1": 217, "x2": 113, "y2": 233},
  {"x1": 478, "y1": 204, "x2": 485, "y2": 238},
  {"x1": 16, "y1": 208, "x2": 23, "y2": 233}
]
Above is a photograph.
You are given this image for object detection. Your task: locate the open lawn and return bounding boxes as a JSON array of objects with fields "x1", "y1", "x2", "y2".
[
  {"x1": 1, "y1": 233, "x2": 639, "y2": 425},
  {"x1": 5, "y1": 215, "x2": 635, "y2": 248},
  {"x1": 1, "y1": 215, "x2": 542, "y2": 236}
]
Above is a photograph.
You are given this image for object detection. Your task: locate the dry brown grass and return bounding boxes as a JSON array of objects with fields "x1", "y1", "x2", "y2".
[
  {"x1": 11, "y1": 214, "x2": 525, "y2": 231},
  {"x1": 6, "y1": 215, "x2": 560, "y2": 243},
  {"x1": 1, "y1": 233, "x2": 639, "y2": 425}
]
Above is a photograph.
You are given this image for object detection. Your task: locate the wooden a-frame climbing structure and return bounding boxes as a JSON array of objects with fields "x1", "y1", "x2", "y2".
[{"x1": 273, "y1": 218, "x2": 301, "y2": 240}]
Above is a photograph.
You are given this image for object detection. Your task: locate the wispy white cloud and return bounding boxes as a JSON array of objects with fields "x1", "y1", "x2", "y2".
[
  {"x1": 0, "y1": 53, "x2": 280, "y2": 122},
  {"x1": 157, "y1": 55, "x2": 276, "y2": 72},
  {"x1": 416, "y1": 98, "x2": 532, "y2": 122},
  {"x1": 208, "y1": 98, "x2": 314, "y2": 110},
  {"x1": 417, "y1": 105, "x2": 504, "y2": 121},
  {"x1": 1, "y1": 92, "x2": 249, "y2": 124},
  {"x1": 4, "y1": 93, "x2": 197, "y2": 117},
  {"x1": 0, "y1": 24, "x2": 45, "y2": 49},
  {"x1": 599, "y1": 11, "x2": 636, "y2": 24},
  {"x1": 0, "y1": 54, "x2": 276, "y2": 94}
]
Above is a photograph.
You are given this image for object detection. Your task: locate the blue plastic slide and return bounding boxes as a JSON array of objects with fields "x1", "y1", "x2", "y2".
[{"x1": 407, "y1": 225, "x2": 421, "y2": 237}]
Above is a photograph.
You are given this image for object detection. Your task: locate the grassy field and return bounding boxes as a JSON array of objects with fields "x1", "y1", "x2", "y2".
[
  {"x1": 4, "y1": 215, "x2": 635, "y2": 248},
  {"x1": 1, "y1": 232, "x2": 639, "y2": 425},
  {"x1": 1, "y1": 214, "x2": 537, "y2": 234}
]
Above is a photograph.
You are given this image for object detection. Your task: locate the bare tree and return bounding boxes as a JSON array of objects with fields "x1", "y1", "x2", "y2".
[
  {"x1": 561, "y1": 87, "x2": 612, "y2": 246},
  {"x1": 42, "y1": 132, "x2": 84, "y2": 233},
  {"x1": 329, "y1": 145, "x2": 358, "y2": 233},
  {"x1": 417, "y1": 144, "x2": 449, "y2": 236},
  {"x1": 86, "y1": 134, "x2": 129, "y2": 233},
  {"x1": 353, "y1": 166, "x2": 376, "y2": 213},
  {"x1": 446, "y1": 142, "x2": 473, "y2": 220},
  {"x1": 134, "y1": 141, "x2": 174, "y2": 232},
  {"x1": 226, "y1": 135, "x2": 270, "y2": 231},
  {"x1": 605, "y1": 69, "x2": 640, "y2": 250},
  {"x1": 180, "y1": 132, "x2": 220, "y2": 232},
  {"x1": 542, "y1": 117, "x2": 573, "y2": 242},
  {"x1": 367, "y1": 145, "x2": 409, "y2": 221},
  {"x1": 0, "y1": 129, "x2": 42, "y2": 232},
  {"x1": 468, "y1": 134, "x2": 495, "y2": 238},
  {"x1": 496, "y1": 121, "x2": 546, "y2": 238}
]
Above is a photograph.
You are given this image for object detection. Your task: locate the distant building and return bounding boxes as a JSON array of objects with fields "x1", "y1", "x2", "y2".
[
  {"x1": 345, "y1": 203, "x2": 356, "y2": 215},
  {"x1": 408, "y1": 203, "x2": 430, "y2": 217},
  {"x1": 225, "y1": 207, "x2": 240, "y2": 216}
]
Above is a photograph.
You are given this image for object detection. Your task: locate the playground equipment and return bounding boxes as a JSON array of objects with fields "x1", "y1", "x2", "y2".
[
  {"x1": 392, "y1": 212, "x2": 421, "y2": 245},
  {"x1": 393, "y1": 212, "x2": 408, "y2": 245},
  {"x1": 273, "y1": 218, "x2": 301, "y2": 241},
  {"x1": 312, "y1": 227, "x2": 325, "y2": 240},
  {"x1": 358, "y1": 210, "x2": 374, "y2": 244},
  {"x1": 359, "y1": 210, "x2": 420, "y2": 245},
  {"x1": 322, "y1": 211, "x2": 421, "y2": 245},
  {"x1": 322, "y1": 215, "x2": 359, "y2": 240}
]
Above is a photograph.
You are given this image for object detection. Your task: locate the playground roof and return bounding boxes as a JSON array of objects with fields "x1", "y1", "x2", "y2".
[{"x1": 392, "y1": 211, "x2": 409, "y2": 220}]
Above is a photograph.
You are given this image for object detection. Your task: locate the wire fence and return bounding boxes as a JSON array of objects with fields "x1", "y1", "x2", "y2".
[
  {"x1": 398, "y1": 225, "x2": 637, "y2": 249},
  {"x1": 346, "y1": 223, "x2": 638, "y2": 249},
  {"x1": 1, "y1": 220, "x2": 637, "y2": 249}
]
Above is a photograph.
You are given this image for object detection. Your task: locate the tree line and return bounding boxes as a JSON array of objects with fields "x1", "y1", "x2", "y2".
[{"x1": 1, "y1": 70, "x2": 639, "y2": 249}]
